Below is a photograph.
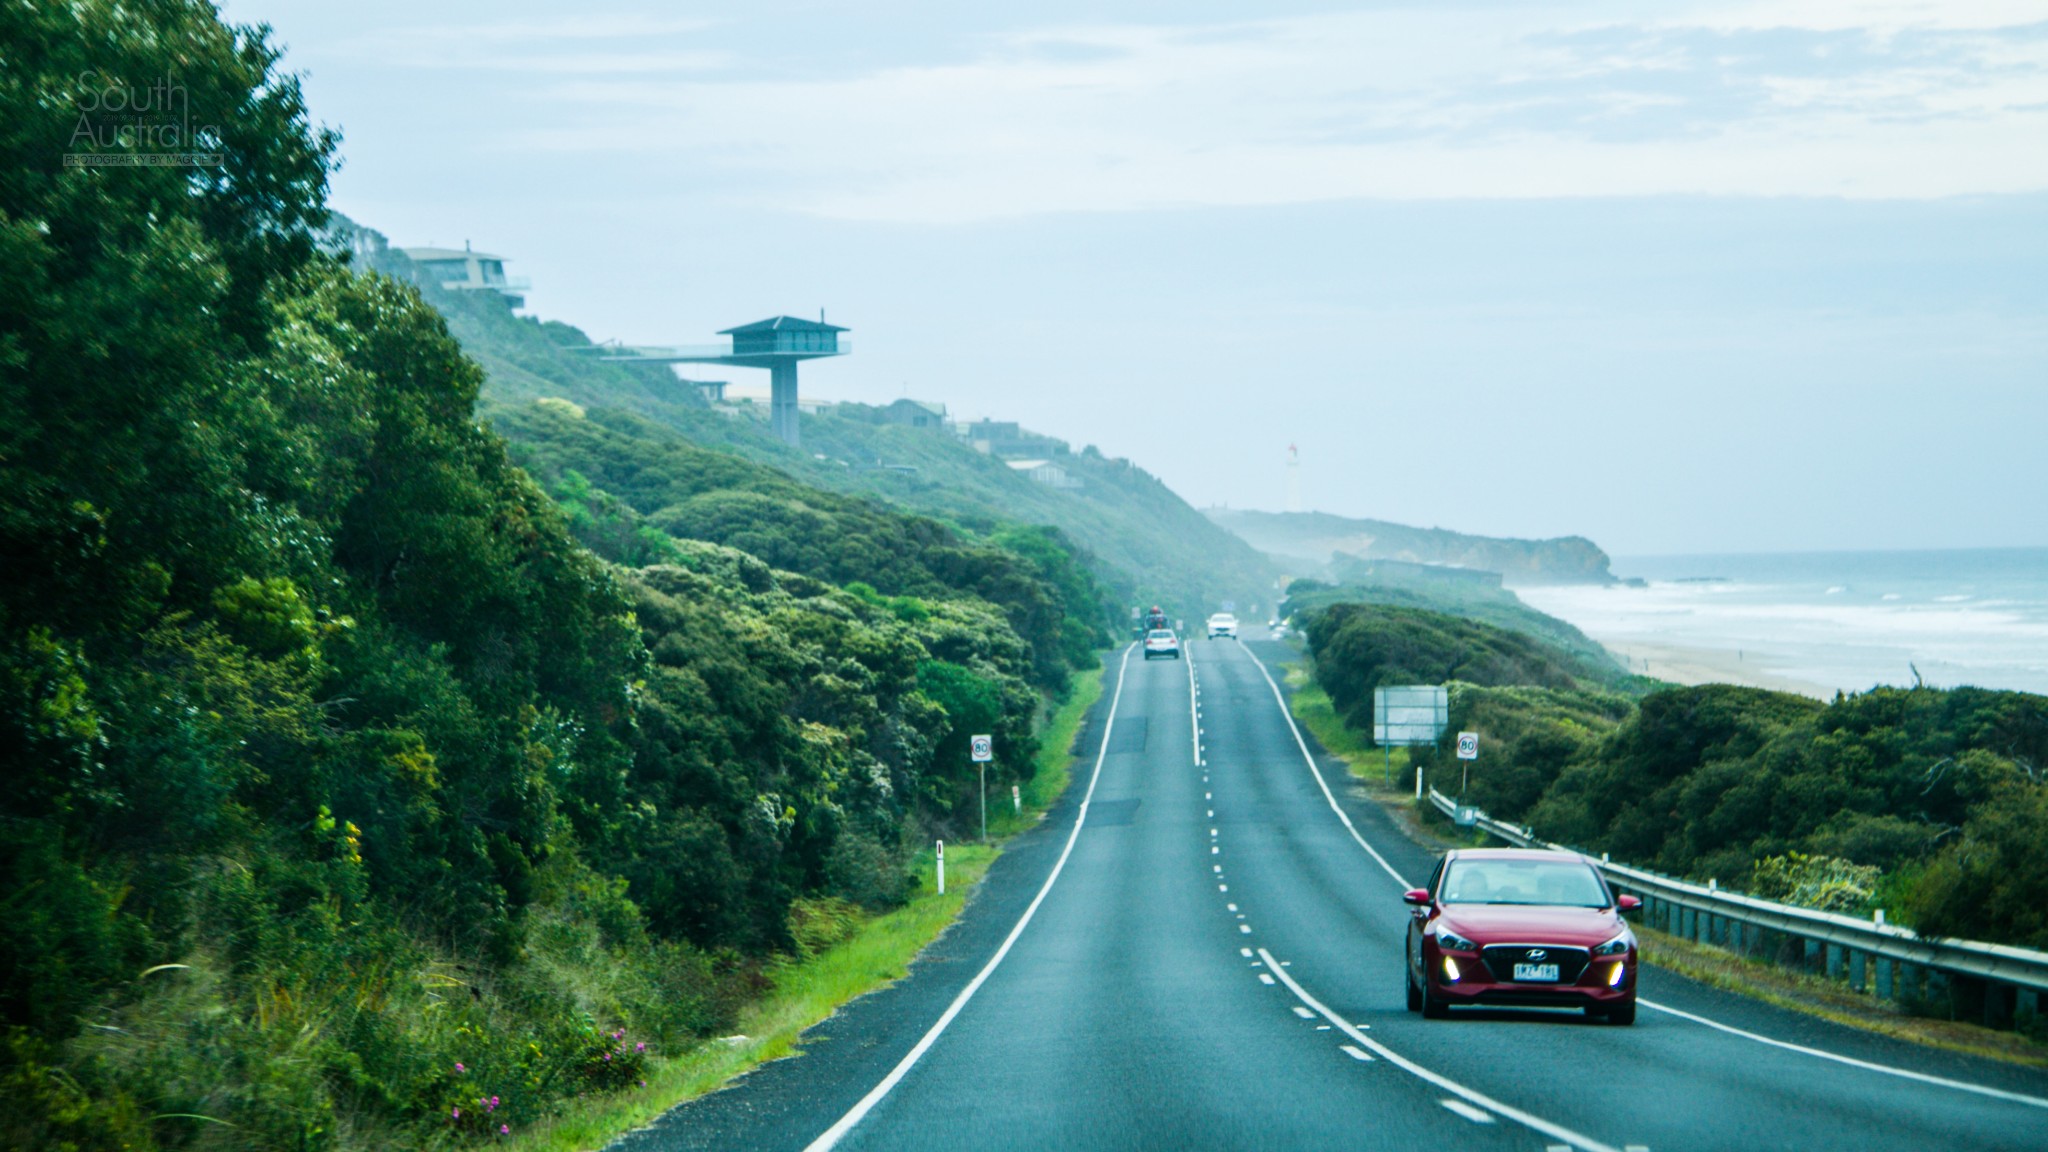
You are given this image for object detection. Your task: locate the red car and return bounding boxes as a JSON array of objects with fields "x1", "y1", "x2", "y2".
[{"x1": 1404, "y1": 847, "x2": 1642, "y2": 1024}]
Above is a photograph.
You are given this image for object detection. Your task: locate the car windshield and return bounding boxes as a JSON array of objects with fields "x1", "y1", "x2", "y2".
[{"x1": 1440, "y1": 859, "x2": 1609, "y2": 908}]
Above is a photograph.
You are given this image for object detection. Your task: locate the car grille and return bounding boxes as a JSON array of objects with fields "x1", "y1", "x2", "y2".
[{"x1": 1480, "y1": 944, "x2": 1589, "y2": 984}]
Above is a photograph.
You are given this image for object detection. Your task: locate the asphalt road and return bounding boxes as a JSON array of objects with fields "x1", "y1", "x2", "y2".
[{"x1": 620, "y1": 636, "x2": 2048, "y2": 1152}]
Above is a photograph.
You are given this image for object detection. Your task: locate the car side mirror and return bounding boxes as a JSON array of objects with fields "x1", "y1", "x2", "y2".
[
  {"x1": 1402, "y1": 888, "x2": 1432, "y2": 907},
  {"x1": 1615, "y1": 894, "x2": 1642, "y2": 912}
]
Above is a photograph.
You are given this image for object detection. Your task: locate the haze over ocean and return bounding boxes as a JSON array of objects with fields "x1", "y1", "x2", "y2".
[{"x1": 1518, "y1": 548, "x2": 2048, "y2": 699}]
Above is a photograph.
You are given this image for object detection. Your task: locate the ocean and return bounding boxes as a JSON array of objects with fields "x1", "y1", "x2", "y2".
[{"x1": 1516, "y1": 548, "x2": 2048, "y2": 698}]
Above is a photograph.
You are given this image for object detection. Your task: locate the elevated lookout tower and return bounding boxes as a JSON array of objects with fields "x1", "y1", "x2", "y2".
[{"x1": 585, "y1": 315, "x2": 847, "y2": 447}]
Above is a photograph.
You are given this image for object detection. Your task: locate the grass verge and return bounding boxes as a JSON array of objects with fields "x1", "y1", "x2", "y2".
[{"x1": 508, "y1": 660, "x2": 1110, "y2": 1152}]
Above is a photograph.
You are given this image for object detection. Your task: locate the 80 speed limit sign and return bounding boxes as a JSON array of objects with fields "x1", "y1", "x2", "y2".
[
  {"x1": 970, "y1": 734, "x2": 994, "y2": 762},
  {"x1": 1456, "y1": 732, "x2": 1479, "y2": 760}
]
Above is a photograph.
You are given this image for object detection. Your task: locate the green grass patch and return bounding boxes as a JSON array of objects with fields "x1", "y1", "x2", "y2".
[
  {"x1": 506, "y1": 660, "x2": 1108, "y2": 1152},
  {"x1": 1282, "y1": 661, "x2": 1412, "y2": 793}
]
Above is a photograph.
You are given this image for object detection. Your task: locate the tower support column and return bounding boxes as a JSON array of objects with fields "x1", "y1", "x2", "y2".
[{"x1": 770, "y1": 361, "x2": 800, "y2": 447}]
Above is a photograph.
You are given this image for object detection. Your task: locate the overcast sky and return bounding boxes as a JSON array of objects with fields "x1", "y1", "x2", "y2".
[{"x1": 227, "y1": 0, "x2": 2048, "y2": 556}]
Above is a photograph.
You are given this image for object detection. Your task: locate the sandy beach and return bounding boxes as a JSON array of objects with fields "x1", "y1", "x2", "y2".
[{"x1": 1594, "y1": 638, "x2": 1835, "y2": 699}]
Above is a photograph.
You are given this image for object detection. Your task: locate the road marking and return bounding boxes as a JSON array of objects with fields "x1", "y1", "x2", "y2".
[
  {"x1": 1292, "y1": 1006, "x2": 1316, "y2": 1019},
  {"x1": 1212, "y1": 846, "x2": 1220, "y2": 854},
  {"x1": 1640, "y1": 999, "x2": 2048, "y2": 1111},
  {"x1": 1340, "y1": 1044, "x2": 1374, "y2": 1061},
  {"x1": 1238, "y1": 641, "x2": 2045, "y2": 1129},
  {"x1": 1258, "y1": 947, "x2": 1622, "y2": 1152},
  {"x1": 1240, "y1": 923, "x2": 1253, "y2": 933},
  {"x1": 800, "y1": 646, "x2": 1138, "y2": 1152},
  {"x1": 1240, "y1": 646, "x2": 1410, "y2": 888},
  {"x1": 1218, "y1": 884, "x2": 1228, "y2": 892},
  {"x1": 1187, "y1": 648, "x2": 1200, "y2": 766},
  {"x1": 1241, "y1": 947, "x2": 1253, "y2": 958},
  {"x1": 1207, "y1": 809, "x2": 1214, "y2": 817},
  {"x1": 1205, "y1": 792, "x2": 1212, "y2": 800},
  {"x1": 1213, "y1": 865, "x2": 1222, "y2": 873},
  {"x1": 1440, "y1": 1100, "x2": 1496, "y2": 1124},
  {"x1": 1210, "y1": 828, "x2": 1219, "y2": 837},
  {"x1": 1259, "y1": 972, "x2": 1277, "y2": 985},
  {"x1": 1227, "y1": 903, "x2": 1238, "y2": 911}
]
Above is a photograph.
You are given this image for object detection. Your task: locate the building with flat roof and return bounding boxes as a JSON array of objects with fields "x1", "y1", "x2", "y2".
[{"x1": 399, "y1": 242, "x2": 530, "y2": 306}]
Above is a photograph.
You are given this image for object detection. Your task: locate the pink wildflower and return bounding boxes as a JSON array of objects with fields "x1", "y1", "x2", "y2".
[
  {"x1": 454, "y1": 1062, "x2": 466, "y2": 1073},
  {"x1": 635, "y1": 1042, "x2": 646, "y2": 1052},
  {"x1": 500, "y1": 1124, "x2": 510, "y2": 1135},
  {"x1": 452, "y1": 1107, "x2": 461, "y2": 1120}
]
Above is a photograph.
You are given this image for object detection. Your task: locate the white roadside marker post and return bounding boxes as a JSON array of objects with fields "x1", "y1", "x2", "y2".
[
  {"x1": 1012, "y1": 784, "x2": 1021, "y2": 814},
  {"x1": 936, "y1": 839, "x2": 945, "y2": 896}
]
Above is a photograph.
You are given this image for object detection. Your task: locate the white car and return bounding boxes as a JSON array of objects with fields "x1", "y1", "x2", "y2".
[
  {"x1": 1206, "y1": 613, "x2": 1239, "y2": 639},
  {"x1": 1143, "y1": 629, "x2": 1182, "y2": 659}
]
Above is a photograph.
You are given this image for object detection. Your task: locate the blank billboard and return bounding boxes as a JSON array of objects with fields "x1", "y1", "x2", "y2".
[{"x1": 1374, "y1": 685, "x2": 1448, "y2": 747}]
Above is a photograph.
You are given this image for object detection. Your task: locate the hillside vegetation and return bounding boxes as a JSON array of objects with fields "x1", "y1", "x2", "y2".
[
  {"x1": 351, "y1": 231, "x2": 1276, "y2": 616},
  {"x1": 0, "y1": 7, "x2": 1103, "y2": 1147},
  {"x1": 1302, "y1": 602, "x2": 2048, "y2": 951},
  {"x1": 1211, "y1": 508, "x2": 1614, "y2": 584}
]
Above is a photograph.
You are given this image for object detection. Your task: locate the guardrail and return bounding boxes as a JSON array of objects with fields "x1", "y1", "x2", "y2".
[{"x1": 1424, "y1": 789, "x2": 2048, "y2": 1028}]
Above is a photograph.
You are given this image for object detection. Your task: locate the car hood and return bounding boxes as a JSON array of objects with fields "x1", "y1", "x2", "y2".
[{"x1": 1436, "y1": 905, "x2": 1622, "y2": 947}]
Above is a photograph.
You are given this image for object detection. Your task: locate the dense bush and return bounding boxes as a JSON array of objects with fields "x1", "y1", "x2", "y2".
[
  {"x1": 1306, "y1": 601, "x2": 2048, "y2": 948},
  {"x1": 0, "y1": 4, "x2": 1086, "y2": 1144},
  {"x1": 496, "y1": 403, "x2": 1112, "y2": 691}
]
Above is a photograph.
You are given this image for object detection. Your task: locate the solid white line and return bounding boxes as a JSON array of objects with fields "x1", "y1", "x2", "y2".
[
  {"x1": 1241, "y1": 641, "x2": 2046, "y2": 1116},
  {"x1": 1240, "y1": 645, "x2": 1412, "y2": 889},
  {"x1": 1639, "y1": 999, "x2": 2048, "y2": 1110},
  {"x1": 1441, "y1": 1099, "x2": 1496, "y2": 1124},
  {"x1": 1258, "y1": 948, "x2": 1622, "y2": 1152},
  {"x1": 1186, "y1": 646, "x2": 1200, "y2": 766},
  {"x1": 800, "y1": 646, "x2": 1138, "y2": 1152}
]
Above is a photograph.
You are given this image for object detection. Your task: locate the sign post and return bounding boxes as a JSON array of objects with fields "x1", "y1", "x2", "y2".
[
  {"x1": 1456, "y1": 731, "x2": 1479, "y2": 799},
  {"x1": 970, "y1": 734, "x2": 994, "y2": 842}
]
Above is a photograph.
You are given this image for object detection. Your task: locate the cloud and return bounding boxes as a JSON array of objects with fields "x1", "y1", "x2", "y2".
[{"x1": 373, "y1": 3, "x2": 2048, "y2": 219}]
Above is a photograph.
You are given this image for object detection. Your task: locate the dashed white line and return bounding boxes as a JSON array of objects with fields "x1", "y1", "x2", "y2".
[
  {"x1": 1238, "y1": 641, "x2": 2031, "y2": 1131},
  {"x1": 1340, "y1": 1045, "x2": 1375, "y2": 1062},
  {"x1": 1240, "y1": 947, "x2": 1253, "y2": 958},
  {"x1": 1257, "y1": 947, "x2": 1623, "y2": 1152},
  {"x1": 1292, "y1": 1006, "x2": 1316, "y2": 1019},
  {"x1": 1239, "y1": 924, "x2": 1253, "y2": 934},
  {"x1": 1259, "y1": 972, "x2": 1277, "y2": 985},
  {"x1": 1440, "y1": 1100, "x2": 1496, "y2": 1125},
  {"x1": 1227, "y1": 903, "x2": 1238, "y2": 912}
]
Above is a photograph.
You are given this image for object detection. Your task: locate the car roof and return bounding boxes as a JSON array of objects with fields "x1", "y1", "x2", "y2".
[{"x1": 1445, "y1": 847, "x2": 1588, "y2": 863}]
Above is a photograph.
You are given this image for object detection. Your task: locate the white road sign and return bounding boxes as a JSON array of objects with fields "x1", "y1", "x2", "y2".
[
  {"x1": 970, "y1": 734, "x2": 994, "y2": 762},
  {"x1": 1456, "y1": 732, "x2": 1479, "y2": 760}
]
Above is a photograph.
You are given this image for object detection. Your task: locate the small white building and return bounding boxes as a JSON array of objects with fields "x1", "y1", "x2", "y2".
[
  {"x1": 1006, "y1": 458, "x2": 1083, "y2": 490},
  {"x1": 399, "y1": 242, "x2": 530, "y2": 306}
]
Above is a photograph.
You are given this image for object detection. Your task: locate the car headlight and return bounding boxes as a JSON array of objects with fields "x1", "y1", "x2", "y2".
[
  {"x1": 1435, "y1": 928, "x2": 1478, "y2": 952},
  {"x1": 1591, "y1": 931, "x2": 1633, "y2": 957}
]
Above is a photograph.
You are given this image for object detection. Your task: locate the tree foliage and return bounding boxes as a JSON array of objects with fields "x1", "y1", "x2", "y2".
[
  {"x1": 0, "y1": 4, "x2": 1094, "y2": 1144},
  {"x1": 1307, "y1": 601, "x2": 2048, "y2": 948}
]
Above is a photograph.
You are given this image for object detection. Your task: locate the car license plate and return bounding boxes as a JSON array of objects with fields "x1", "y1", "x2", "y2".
[{"x1": 1513, "y1": 962, "x2": 1560, "y2": 982}]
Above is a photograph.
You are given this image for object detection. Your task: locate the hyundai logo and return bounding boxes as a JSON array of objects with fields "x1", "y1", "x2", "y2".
[{"x1": 1526, "y1": 948, "x2": 1548, "y2": 960}]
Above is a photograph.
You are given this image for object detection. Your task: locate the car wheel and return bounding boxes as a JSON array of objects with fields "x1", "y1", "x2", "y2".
[
  {"x1": 1421, "y1": 981, "x2": 1450, "y2": 1019},
  {"x1": 1605, "y1": 998, "x2": 1636, "y2": 1026},
  {"x1": 1405, "y1": 959, "x2": 1422, "y2": 1012}
]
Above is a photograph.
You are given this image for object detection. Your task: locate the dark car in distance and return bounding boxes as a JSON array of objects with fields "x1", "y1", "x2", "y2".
[{"x1": 1404, "y1": 848, "x2": 1641, "y2": 1024}]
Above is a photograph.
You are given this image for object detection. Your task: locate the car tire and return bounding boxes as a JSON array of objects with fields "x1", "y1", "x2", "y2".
[
  {"x1": 1421, "y1": 981, "x2": 1450, "y2": 1020},
  {"x1": 1605, "y1": 998, "x2": 1636, "y2": 1026},
  {"x1": 1405, "y1": 960, "x2": 1422, "y2": 1012}
]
